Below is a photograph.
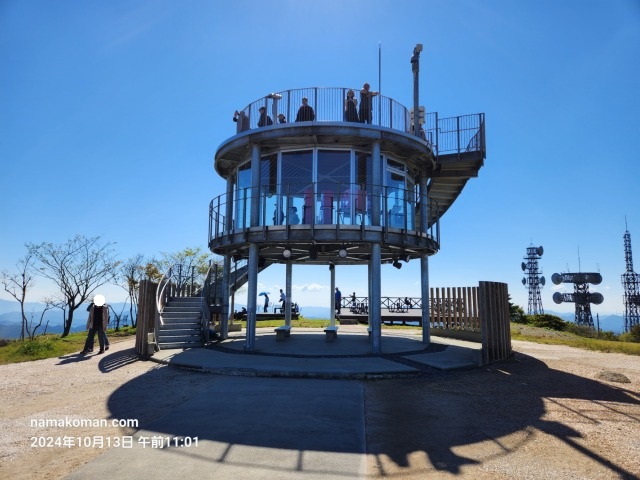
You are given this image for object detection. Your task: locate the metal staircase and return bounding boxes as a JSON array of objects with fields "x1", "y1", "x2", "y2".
[
  {"x1": 157, "y1": 296, "x2": 204, "y2": 349},
  {"x1": 155, "y1": 263, "x2": 207, "y2": 350},
  {"x1": 154, "y1": 260, "x2": 271, "y2": 350}
]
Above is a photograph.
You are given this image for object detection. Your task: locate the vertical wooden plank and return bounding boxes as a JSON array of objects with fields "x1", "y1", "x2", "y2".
[
  {"x1": 445, "y1": 287, "x2": 451, "y2": 330},
  {"x1": 429, "y1": 287, "x2": 434, "y2": 328},
  {"x1": 433, "y1": 287, "x2": 438, "y2": 328},
  {"x1": 456, "y1": 287, "x2": 463, "y2": 329},
  {"x1": 461, "y1": 287, "x2": 467, "y2": 330}
]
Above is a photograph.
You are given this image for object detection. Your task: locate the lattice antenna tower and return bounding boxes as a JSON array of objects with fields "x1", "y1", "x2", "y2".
[
  {"x1": 521, "y1": 245, "x2": 545, "y2": 315},
  {"x1": 622, "y1": 221, "x2": 640, "y2": 332}
]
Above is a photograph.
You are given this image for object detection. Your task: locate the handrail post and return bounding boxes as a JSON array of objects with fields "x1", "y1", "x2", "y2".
[{"x1": 456, "y1": 116, "x2": 461, "y2": 159}]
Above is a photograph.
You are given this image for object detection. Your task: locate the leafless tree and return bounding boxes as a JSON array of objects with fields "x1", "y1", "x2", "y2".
[
  {"x1": 26, "y1": 297, "x2": 57, "y2": 340},
  {"x1": 117, "y1": 254, "x2": 146, "y2": 328},
  {"x1": 0, "y1": 253, "x2": 36, "y2": 340},
  {"x1": 27, "y1": 235, "x2": 119, "y2": 337},
  {"x1": 157, "y1": 246, "x2": 217, "y2": 293}
]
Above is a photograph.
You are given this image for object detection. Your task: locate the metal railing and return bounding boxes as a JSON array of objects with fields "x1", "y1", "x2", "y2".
[
  {"x1": 425, "y1": 113, "x2": 486, "y2": 157},
  {"x1": 231, "y1": 87, "x2": 485, "y2": 158},
  {"x1": 234, "y1": 87, "x2": 411, "y2": 132},
  {"x1": 155, "y1": 263, "x2": 204, "y2": 325},
  {"x1": 209, "y1": 182, "x2": 439, "y2": 244}
]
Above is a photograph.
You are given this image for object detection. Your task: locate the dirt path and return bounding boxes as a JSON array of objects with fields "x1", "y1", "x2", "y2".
[{"x1": 1, "y1": 338, "x2": 639, "y2": 479}]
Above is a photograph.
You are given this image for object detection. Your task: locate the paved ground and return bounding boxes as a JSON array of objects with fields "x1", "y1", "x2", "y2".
[
  {"x1": 150, "y1": 326, "x2": 483, "y2": 378},
  {"x1": 2, "y1": 327, "x2": 639, "y2": 479}
]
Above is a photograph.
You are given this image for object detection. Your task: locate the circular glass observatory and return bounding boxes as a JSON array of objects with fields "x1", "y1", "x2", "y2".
[{"x1": 207, "y1": 86, "x2": 486, "y2": 268}]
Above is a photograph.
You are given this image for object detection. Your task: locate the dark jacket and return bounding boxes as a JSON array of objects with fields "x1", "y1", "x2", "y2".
[{"x1": 295, "y1": 105, "x2": 315, "y2": 122}]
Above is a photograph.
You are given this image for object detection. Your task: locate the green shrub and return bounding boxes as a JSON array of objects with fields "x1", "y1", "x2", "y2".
[
  {"x1": 619, "y1": 325, "x2": 640, "y2": 343},
  {"x1": 564, "y1": 322, "x2": 597, "y2": 338},
  {"x1": 17, "y1": 337, "x2": 55, "y2": 355},
  {"x1": 510, "y1": 304, "x2": 527, "y2": 324},
  {"x1": 528, "y1": 314, "x2": 566, "y2": 331},
  {"x1": 597, "y1": 330, "x2": 618, "y2": 341}
]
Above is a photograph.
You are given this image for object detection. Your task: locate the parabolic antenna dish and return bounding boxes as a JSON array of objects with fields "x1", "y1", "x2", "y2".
[
  {"x1": 591, "y1": 292, "x2": 604, "y2": 305},
  {"x1": 553, "y1": 292, "x2": 564, "y2": 304},
  {"x1": 521, "y1": 262, "x2": 526, "y2": 271},
  {"x1": 540, "y1": 276, "x2": 546, "y2": 286},
  {"x1": 537, "y1": 246, "x2": 544, "y2": 256},
  {"x1": 522, "y1": 278, "x2": 526, "y2": 285},
  {"x1": 552, "y1": 273, "x2": 562, "y2": 285}
]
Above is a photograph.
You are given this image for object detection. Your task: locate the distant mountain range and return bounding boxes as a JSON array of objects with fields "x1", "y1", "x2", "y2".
[
  {"x1": 544, "y1": 310, "x2": 625, "y2": 334},
  {"x1": 0, "y1": 299, "x2": 626, "y2": 339},
  {"x1": 0, "y1": 299, "x2": 134, "y2": 339}
]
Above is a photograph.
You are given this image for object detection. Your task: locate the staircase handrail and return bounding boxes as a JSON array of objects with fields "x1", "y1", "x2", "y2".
[
  {"x1": 155, "y1": 262, "x2": 183, "y2": 325},
  {"x1": 200, "y1": 263, "x2": 219, "y2": 341}
]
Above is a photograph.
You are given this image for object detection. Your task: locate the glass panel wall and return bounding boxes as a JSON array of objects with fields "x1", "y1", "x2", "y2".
[
  {"x1": 385, "y1": 156, "x2": 414, "y2": 229},
  {"x1": 261, "y1": 155, "x2": 279, "y2": 225},
  {"x1": 317, "y1": 150, "x2": 351, "y2": 224},
  {"x1": 233, "y1": 148, "x2": 416, "y2": 230},
  {"x1": 280, "y1": 150, "x2": 313, "y2": 224},
  {"x1": 236, "y1": 162, "x2": 252, "y2": 229}
]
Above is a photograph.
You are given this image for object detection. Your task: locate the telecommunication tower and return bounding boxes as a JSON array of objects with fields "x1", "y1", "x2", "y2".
[
  {"x1": 552, "y1": 272, "x2": 604, "y2": 328},
  {"x1": 622, "y1": 223, "x2": 640, "y2": 332},
  {"x1": 521, "y1": 245, "x2": 545, "y2": 315}
]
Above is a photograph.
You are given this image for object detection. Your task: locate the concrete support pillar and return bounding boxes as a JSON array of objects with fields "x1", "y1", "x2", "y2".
[
  {"x1": 245, "y1": 243, "x2": 259, "y2": 351},
  {"x1": 225, "y1": 175, "x2": 234, "y2": 233},
  {"x1": 285, "y1": 262, "x2": 292, "y2": 328},
  {"x1": 330, "y1": 265, "x2": 336, "y2": 327},
  {"x1": 220, "y1": 254, "x2": 231, "y2": 339},
  {"x1": 250, "y1": 143, "x2": 261, "y2": 227},
  {"x1": 370, "y1": 243, "x2": 382, "y2": 353},
  {"x1": 244, "y1": 143, "x2": 262, "y2": 351},
  {"x1": 419, "y1": 174, "x2": 430, "y2": 344},
  {"x1": 421, "y1": 253, "x2": 430, "y2": 345},
  {"x1": 371, "y1": 141, "x2": 382, "y2": 226}
]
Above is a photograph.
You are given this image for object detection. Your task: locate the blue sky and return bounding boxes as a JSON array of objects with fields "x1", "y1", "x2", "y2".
[{"x1": 1, "y1": 0, "x2": 639, "y2": 316}]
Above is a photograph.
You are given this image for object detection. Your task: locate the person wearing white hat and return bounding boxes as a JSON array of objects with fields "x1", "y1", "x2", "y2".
[{"x1": 81, "y1": 294, "x2": 109, "y2": 355}]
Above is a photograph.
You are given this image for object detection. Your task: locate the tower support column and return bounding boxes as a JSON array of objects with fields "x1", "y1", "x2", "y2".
[
  {"x1": 330, "y1": 265, "x2": 336, "y2": 327},
  {"x1": 245, "y1": 242, "x2": 259, "y2": 351},
  {"x1": 285, "y1": 262, "x2": 292, "y2": 327},
  {"x1": 220, "y1": 254, "x2": 231, "y2": 339},
  {"x1": 370, "y1": 243, "x2": 382, "y2": 353}
]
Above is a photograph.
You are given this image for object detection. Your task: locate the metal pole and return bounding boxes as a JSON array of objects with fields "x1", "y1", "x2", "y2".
[
  {"x1": 250, "y1": 144, "x2": 261, "y2": 227},
  {"x1": 221, "y1": 255, "x2": 231, "y2": 339},
  {"x1": 421, "y1": 253, "x2": 430, "y2": 345},
  {"x1": 285, "y1": 262, "x2": 292, "y2": 328},
  {"x1": 378, "y1": 42, "x2": 382, "y2": 125},
  {"x1": 245, "y1": 243, "x2": 259, "y2": 351},
  {"x1": 411, "y1": 44, "x2": 423, "y2": 137},
  {"x1": 420, "y1": 174, "x2": 430, "y2": 344},
  {"x1": 370, "y1": 243, "x2": 382, "y2": 353},
  {"x1": 330, "y1": 265, "x2": 336, "y2": 327}
]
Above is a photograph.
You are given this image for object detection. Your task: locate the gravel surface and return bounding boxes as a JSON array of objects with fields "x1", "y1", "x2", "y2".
[{"x1": 1, "y1": 337, "x2": 639, "y2": 479}]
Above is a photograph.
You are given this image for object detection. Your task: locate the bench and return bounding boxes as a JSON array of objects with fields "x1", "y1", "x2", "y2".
[
  {"x1": 324, "y1": 326, "x2": 338, "y2": 342},
  {"x1": 274, "y1": 325, "x2": 291, "y2": 341}
]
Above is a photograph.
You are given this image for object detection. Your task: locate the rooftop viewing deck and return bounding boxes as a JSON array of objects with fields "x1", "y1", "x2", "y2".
[{"x1": 229, "y1": 86, "x2": 485, "y2": 159}]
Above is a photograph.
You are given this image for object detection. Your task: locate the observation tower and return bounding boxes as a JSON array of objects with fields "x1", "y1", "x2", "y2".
[{"x1": 209, "y1": 45, "x2": 486, "y2": 352}]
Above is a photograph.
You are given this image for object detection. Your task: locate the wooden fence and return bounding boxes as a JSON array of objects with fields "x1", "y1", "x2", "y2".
[
  {"x1": 478, "y1": 281, "x2": 511, "y2": 364},
  {"x1": 429, "y1": 283, "x2": 511, "y2": 363},
  {"x1": 430, "y1": 286, "x2": 480, "y2": 334},
  {"x1": 135, "y1": 280, "x2": 158, "y2": 356}
]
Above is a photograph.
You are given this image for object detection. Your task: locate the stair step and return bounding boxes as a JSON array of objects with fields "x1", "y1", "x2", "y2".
[
  {"x1": 162, "y1": 312, "x2": 201, "y2": 319},
  {"x1": 164, "y1": 306, "x2": 201, "y2": 312},
  {"x1": 158, "y1": 341, "x2": 202, "y2": 349},
  {"x1": 159, "y1": 325, "x2": 200, "y2": 332}
]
